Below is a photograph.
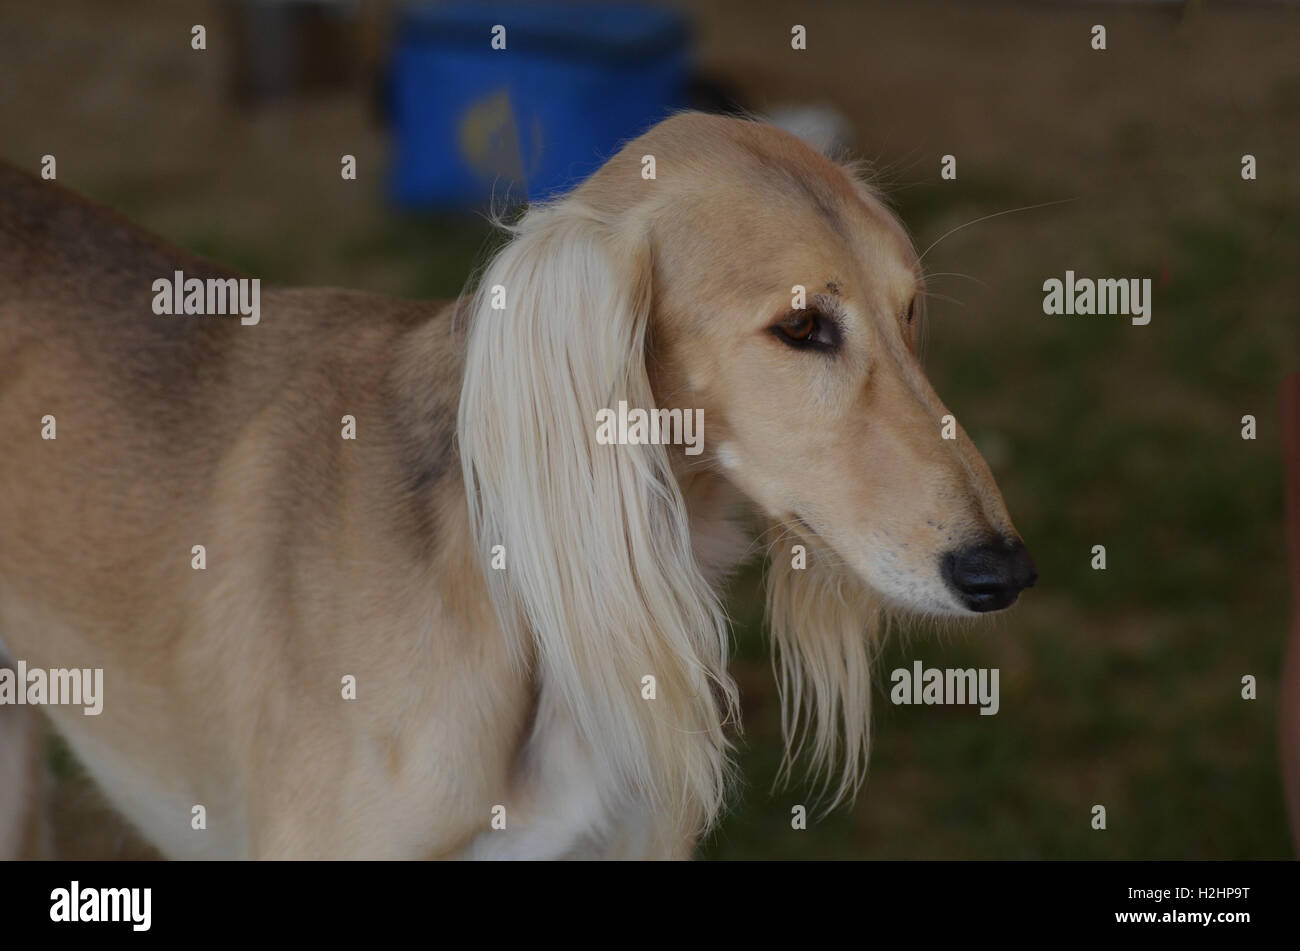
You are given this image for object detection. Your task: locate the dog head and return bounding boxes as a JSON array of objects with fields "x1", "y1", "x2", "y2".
[
  {"x1": 582, "y1": 113, "x2": 1035, "y2": 617},
  {"x1": 458, "y1": 112, "x2": 1034, "y2": 832}
]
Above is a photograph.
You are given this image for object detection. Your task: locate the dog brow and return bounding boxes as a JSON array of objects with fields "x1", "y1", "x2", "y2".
[{"x1": 733, "y1": 137, "x2": 851, "y2": 240}]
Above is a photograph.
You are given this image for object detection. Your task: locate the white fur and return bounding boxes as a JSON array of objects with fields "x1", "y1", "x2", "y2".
[{"x1": 458, "y1": 201, "x2": 738, "y2": 838}]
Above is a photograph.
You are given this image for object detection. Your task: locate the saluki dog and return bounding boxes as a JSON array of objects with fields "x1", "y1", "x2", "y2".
[{"x1": 0, "y1": 112, "x2": 1036, "y2": 859}]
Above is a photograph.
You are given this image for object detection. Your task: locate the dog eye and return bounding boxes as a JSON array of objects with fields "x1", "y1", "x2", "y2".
[
  {"x1": 772, "y1": 309, "x2": 840, "y2": 351},
  {"x1": 783, "y1": 313, "x2": 816, "y2": 341}
]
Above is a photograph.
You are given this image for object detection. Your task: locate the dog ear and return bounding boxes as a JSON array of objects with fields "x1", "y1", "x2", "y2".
[{"x1": 457, "y1": 201, "x2": 736, "y2": 833}]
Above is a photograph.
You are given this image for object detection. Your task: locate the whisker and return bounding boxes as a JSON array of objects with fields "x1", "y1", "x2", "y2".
[
  {"x1": 921, "y1": 271, "x2": 991, "y2": 290},
  {"x1": 917, "y1": 198, "x2": 1077, "y2": 264},
  {"x1": 923, "y1": 291, "x2": 967, "y2": 309}
]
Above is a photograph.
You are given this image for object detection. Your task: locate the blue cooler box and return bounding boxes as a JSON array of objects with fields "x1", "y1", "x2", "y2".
[{"x1": 389, "y1": 2, "x2": 691, "y2": 208}]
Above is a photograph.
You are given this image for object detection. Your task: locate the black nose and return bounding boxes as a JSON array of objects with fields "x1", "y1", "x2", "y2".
[{"x1": 940, "y1": 538, "x2": 1038, "y2": 613}]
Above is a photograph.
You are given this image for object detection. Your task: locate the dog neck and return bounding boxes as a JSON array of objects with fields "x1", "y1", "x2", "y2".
[{"x1": 674, "y1": 460, "x2": 756, "y2": 589}]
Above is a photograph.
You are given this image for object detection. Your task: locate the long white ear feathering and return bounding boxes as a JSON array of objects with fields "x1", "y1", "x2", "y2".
[{"x1": 457, "y1": 198, "x2": 738, "y2": 833}]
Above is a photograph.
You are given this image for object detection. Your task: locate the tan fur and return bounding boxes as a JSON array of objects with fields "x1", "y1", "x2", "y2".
[{"x1": 0, "y1": 113, "x2": 1025, "y2": 859}]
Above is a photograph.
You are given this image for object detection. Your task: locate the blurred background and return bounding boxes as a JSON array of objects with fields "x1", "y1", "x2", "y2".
[{"x1": 2, "y1": 0, "x2": 1296, "y2": 859}]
